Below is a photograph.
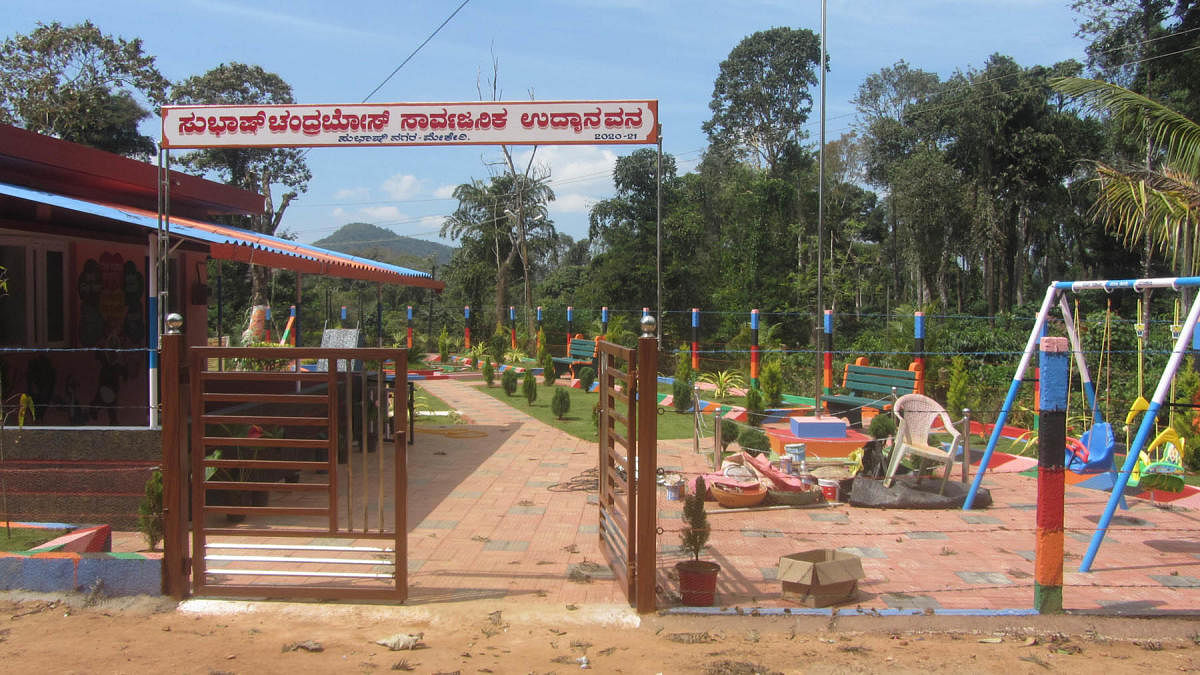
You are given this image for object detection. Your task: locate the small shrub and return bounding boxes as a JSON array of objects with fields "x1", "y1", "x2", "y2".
[
  {"x1": 481, "y1": 359, "x2": 494, "y2": 387},
  {"x1": 522, "y1": 370, "x2": 537, "y2": 405},
  {"x1": 680, "y1": 476, "x2": 710, "y2": 561},
  {"x1": 868, "y1": 412, "x2": 896, "y2": 440},
  {"x1": 504, "y1": 348, "x2": 528, "y2": 364},
  {"x1": 745, "y1": 388, "x2": 765, "y2": 427},
  {"x1": 437, "y1": 327, "x2": 450, "y2": 363},
  {"x1": 490, "y1": 326, "x2": 509, "y2": 362},
  {"x1": 541, "y1": 350, "x2": 556, "y2": 385},
  {"x1": 591, "y1": 402, "x2": 601, "y2": 432},
  {"x1": 737, "y1": 426, "x2": 770, "y2": 456},
  {"x1": 698, "y1": 370, "x2": 746, "y2": 399},
  {"x1": 551, "y1": 387, "x2": 571, "y2": 419},
  {"x1": 673, "y1": 378, "x2": 694, "y2": 413},
  {"x1": 501, "y1": 367, "x2": 518, "y2": 395},
  {"x1": 137, "y1": 470, "x2": 164, "y2": 550},
  {"x1": 578, "y1": 366, "x2": 596, "y2": 393},
  {"x1": 947, "y1": 356, "x2": 969, "y2": 416},
  {"x1": 760, "y1": 359, "x2": 784, "y2": 407}
]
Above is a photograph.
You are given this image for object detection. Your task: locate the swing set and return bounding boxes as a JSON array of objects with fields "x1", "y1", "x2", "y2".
[{"x1": 963, "y1": 277, "x2": 1200, "y2": 573}]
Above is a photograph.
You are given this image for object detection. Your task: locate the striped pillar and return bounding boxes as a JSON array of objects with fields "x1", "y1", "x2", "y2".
[
  {"x1": 913, "y1": 311, "x2": 925, "y2": 395},
  {"x1": 1035, "y1": 335, "x2": 1068, "y2": 614},
  {"x1": 406, "y1": 306, "x2": 413, "y2": 349},
  {"x1": 340, "y1": 305, "x2": 347, "y2": 328},
  {"x1": 265, "y1": 306, "x2": 273, "y2": 342},
  {"x1": 750, "y1": 309, "x2": 761, "y2": 389},
  {"x1": 1193, "y1": 320, "x2": 1200, "y2": 371},
  {"x1": 601, "y1": 306, "x2": 609, "y2": 336},
  {"x1": 823, "y1": 309, "x2": 834, "y2": 394},
  {"x1": 691, "y1": 308, "x2": 701, "y2": 371},
  {"x1": 463, "y1": 305, "x2": 471, "y2": 350},
  {"x1": 509, "y1": 305, "x2": 517, "y2": 350},
  {"x1": 566, "y1": 306, "x2": 573, "y2": 350},
  {"x1": 536, "y1": 306, "x2": 543, "y2": 353}
]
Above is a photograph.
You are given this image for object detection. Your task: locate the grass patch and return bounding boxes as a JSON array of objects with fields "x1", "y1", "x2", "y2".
[
  {"x1": 474, "y1": 381, "x2": 697, "y2": 441},
  {"x1": 0, "y1": 527, "x2": 71, "y2": 552}
]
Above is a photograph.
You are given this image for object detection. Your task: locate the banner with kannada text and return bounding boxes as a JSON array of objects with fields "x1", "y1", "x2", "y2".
[{"x1": 161, "y1": 100, "x2": 658, "y2": 148}]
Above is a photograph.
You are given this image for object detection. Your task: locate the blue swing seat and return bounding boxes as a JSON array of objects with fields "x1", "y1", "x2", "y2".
[{"x1": 1064, "y1": 422, "x2": 1116, "y2": 474}]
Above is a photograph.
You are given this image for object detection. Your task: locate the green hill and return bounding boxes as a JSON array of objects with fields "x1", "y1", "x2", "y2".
[{"x1": 313, "y1": 222, "x2": 455, "y2": 272}]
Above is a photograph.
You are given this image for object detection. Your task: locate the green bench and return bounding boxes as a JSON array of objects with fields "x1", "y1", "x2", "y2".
[
  {"x1": 822, "y1": 363, "x2": 917, "y2": 427},
  {"x1": 551, "y1": 336, "x2": 598, "y2": 378}
]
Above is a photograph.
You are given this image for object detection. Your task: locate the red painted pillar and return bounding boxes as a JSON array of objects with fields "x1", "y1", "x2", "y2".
[
  {"x1": 750, "y1": 309, "x2": 761, "y2": 389},
  {"x1": 463, "y1": 305, "x2": 471, "y2": 350}
]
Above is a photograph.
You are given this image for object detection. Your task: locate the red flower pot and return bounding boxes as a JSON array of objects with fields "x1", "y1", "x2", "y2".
[{"x1": 675, "y1": 560, "x2": 721, "y2": 606}]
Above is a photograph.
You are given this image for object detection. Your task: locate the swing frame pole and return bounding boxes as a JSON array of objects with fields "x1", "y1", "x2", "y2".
[{"x1": 1080, "y1": 282, "x2": 1200, "y2": 571}]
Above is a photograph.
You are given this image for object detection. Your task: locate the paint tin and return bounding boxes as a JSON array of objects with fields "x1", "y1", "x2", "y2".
[{"x1": 818, "y1": 478, "x2": 840, "y2": 503}]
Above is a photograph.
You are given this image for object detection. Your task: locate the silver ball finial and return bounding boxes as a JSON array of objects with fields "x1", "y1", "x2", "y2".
[
  {"x1": 165, "y1": 313, "x2": 184, "y2": 334},
  {"x1": 640, "y1": 314, "x2": 656, "y2": 338}
]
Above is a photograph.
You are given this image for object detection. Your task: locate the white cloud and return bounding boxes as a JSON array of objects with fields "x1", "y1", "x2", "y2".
[
  {"x1": 433, "y1": 184, "x2": 457, "y2": 200},
  {"x1": 555, "y1": 193, "x2": 596, "y2": 215},
  {"x1": 381, "y1": 174, "x2": 423, "y2": 200},
  {"x1": 333, "y1": 187, "x2": 370, "y2": 201},
  {"x1": 362, "y1": 206, "x2": 403, "y2": 221}
]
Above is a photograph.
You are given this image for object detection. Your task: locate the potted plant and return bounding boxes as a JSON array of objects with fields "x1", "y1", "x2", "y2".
[
  {"x1": 676, "y1": 476, "x2": 720, "y2": 606},
  {"x1": 863, "y1": 413, "x2": 897, "y2": 479}
]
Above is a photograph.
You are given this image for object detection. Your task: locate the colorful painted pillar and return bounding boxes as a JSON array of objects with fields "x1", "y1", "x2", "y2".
[
  {"x1": 340, "y1": 305, "x2": 347, "y2": 328},
  {"x1": 823, "y1": 309, "x2": 834, "y2": 395},
  {"x1": 406, "y1": 306, "x2": 414, "y2": 349},
  {"x1": 287, "y1": 305, "x2": 297, "y2": 345},
  {"x1": 536, "y1": 306, "x2": 543, "y2": 353},
  {"x1": 913, "y1": 311, "x2": 925, "y2": 395},
  {"x1": 1035, "y1": 335, "x2": 1068, "y2": 614},
  {"x1": 691, "y1": 308, "x2": 701, "y2": 371},
  {"x1": 509, "y1": 305, "x2": 517, "y2": 350},
  {"x1": 750, "y1": 309, "x2": 761, "y2": 389},
  {"x1": 1192, "y1": 320, "x2": 1200, "y2": 372},
  {"x1": 566, "y1": 306, "x2": 574, "y2": 350},
  {"x1": 601, "y1": 306, "x2": 609, "y2": 336},
  {"x1": 463, "y1": 305, "x2": 471, "y2": 350},
  {"x1": 264, "y1": 306, "x2": 273, "y2": 342}
]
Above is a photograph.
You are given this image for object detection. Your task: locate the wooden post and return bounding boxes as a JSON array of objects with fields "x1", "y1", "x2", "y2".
[
  {"x1": 691, "y1": 308, "x2": 700, "y2": 371},
  {"x1": 750, "y1": 309, "x2": 761, "y2": 389},
  {"x1": 1035, "y1": 335, "x2": 1068, "y2": 613},
  {"x1": 913, "y1": 311, "x2": 925, "y2": 395},
  {"x1": 463, "y1": 305, "x2": 471, "y2": 350},
  {"x1": 160, "y1": 314, "x2": 187, "y2": 599},
  {"x1": 635, "y1": 319, "x2": 658, "y2": 614}
]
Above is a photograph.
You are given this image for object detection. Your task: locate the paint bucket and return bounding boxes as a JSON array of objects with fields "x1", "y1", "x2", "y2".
[
  {"x1": 784, "y1": 443, "x2": 806, "y2": 466},
  {"x1": 818, "y1": 478, "x2": 840, "y2": 503},
  {"x1": 779, "y1": 455, "x2": 793, "y2": 475},
  {"x1": 665, "y1": 482, "x2": 684, "y2": 501}
]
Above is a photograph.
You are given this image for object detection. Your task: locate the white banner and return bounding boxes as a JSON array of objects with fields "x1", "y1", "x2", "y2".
[{"x1": 161, "y1": 100, "x2": 658, "y2": 149}]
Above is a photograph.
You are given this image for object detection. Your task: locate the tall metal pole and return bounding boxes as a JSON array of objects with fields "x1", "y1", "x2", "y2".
[
  {"x1": 816, "y1": 0, "x2": 827, "y2": 399},
  {"x1": 656, "y1": 124, "x2": 663, "y2": 343}
]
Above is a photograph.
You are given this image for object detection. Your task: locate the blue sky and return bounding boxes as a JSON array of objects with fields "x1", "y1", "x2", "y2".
[{"x1": 4, "y1": 1, "x2": 1089, "y2": 246}]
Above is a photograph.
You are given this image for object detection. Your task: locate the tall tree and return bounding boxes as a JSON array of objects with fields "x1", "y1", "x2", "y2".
[
  {"x1": 702, "y1": 27, "x2": 822, "y2": 174},
  {"x1": 0, "y1": 21, "x2": 168, "y2": 158},
  {"x1": 170, "y1": 63, "x2": 311, "y2": 308}
]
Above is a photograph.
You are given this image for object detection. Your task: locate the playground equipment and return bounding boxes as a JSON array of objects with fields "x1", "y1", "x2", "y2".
[{"x1": 962, "y1": 276, "x2": 1200, "y2": 573}]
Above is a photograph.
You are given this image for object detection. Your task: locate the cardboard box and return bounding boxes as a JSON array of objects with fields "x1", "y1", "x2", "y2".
[{"x1": 778, "y1": 549, "x2": 865, "y2": 607}]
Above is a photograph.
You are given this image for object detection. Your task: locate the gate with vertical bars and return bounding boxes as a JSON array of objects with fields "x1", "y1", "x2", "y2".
[{"x1": 161, "y1": 335, "x2": 407, "y2": 601}]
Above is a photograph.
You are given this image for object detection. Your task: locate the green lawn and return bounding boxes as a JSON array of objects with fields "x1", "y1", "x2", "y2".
[
  {"x1": 474, "y1": 381, "x2": 698, "y2": 441},
  {"x1": 0, "y1": 527, "x2": 70, "y2": 552}
]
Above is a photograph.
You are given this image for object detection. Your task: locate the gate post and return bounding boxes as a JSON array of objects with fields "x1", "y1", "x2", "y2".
[
  {"x1": 160, "y1": 313, "x2": 188, "y2": 599},
  {"x1": 635, "y1": 316, "x2": 658, "y2": 613}
]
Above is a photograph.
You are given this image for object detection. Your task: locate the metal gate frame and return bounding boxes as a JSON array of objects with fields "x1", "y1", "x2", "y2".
[
  {"x1": 597, "y1": 335, "x2": 657, "y2": 613},
  {"x1": 161, "y1": 326, "x2": 408, "y2": 601}
]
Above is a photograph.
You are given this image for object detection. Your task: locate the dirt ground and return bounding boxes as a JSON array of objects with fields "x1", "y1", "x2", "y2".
[{"x1": 1, "y1": 592, "x2": 1198, "y2": 673}]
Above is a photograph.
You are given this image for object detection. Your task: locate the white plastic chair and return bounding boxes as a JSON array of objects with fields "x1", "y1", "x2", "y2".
[{"x1": 885, "y1": 393, "x2": 963, "y2": 493}]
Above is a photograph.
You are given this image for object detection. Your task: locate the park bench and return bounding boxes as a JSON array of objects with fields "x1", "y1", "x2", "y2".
[
  {"x1": 822, "y1": 363, "x2": 917, "y2": 427},
  {"x1": 551, "y1": 336, "x2": 599, "y2": 378}
]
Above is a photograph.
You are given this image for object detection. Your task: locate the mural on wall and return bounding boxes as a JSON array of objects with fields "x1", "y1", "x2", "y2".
[{"x1": 77, "y1": 252, "x2": 144, "y2": 348}]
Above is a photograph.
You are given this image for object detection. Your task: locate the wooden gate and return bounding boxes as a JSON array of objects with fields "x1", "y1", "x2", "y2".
[
  {"x1": 161, "y1": 328, "x2": 407, "y2": 601},
  {"x1": 596, "y1": 335, "x2": 657, "y2": 613}
]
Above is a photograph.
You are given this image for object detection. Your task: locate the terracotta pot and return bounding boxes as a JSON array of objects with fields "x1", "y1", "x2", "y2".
[{"x1": 675, "y1": 560, "x2": 721, "y2": 606}]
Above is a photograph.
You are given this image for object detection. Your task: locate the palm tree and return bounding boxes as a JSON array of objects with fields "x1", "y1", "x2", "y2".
[{"x1": 1051, "y1": 77, "x2": 1200, "y2": 277}]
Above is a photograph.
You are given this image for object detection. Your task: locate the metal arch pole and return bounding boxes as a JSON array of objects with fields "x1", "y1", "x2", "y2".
[
  {"x1": 655, "y1": 124, "x2": 663, "y2": 343},
  {"x1": 964, "y1": 283, "x2": 1060, "y2": 509},
  {"x1": 816, "y1": 0, "x2": 827, "y2": 401},
  {"x1": 1081, "y1": 284, "x2": 1200, "y2": 571}
]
